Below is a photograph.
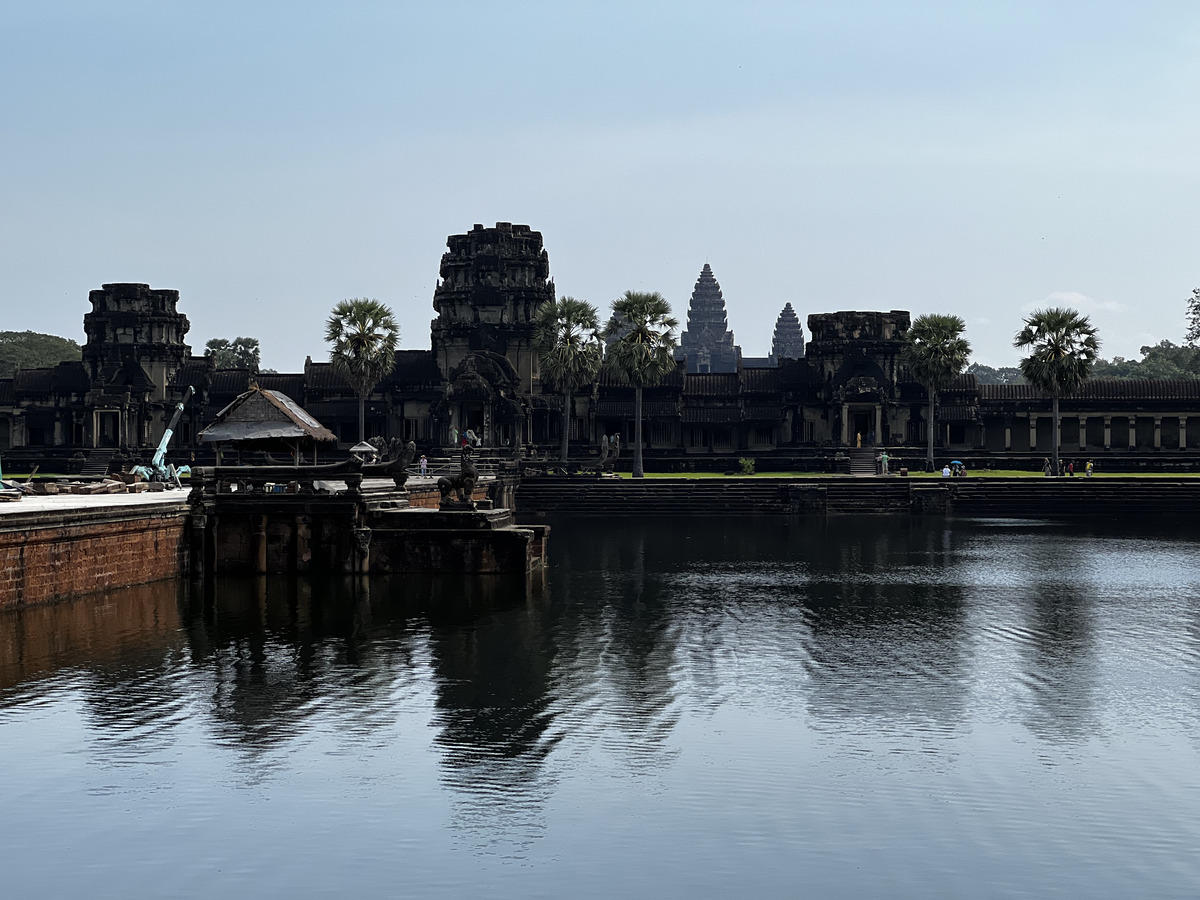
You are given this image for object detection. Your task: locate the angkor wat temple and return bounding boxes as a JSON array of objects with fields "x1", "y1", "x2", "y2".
[{"x1": 3, "y1": 221, "x2": 1200, "y2": 470}]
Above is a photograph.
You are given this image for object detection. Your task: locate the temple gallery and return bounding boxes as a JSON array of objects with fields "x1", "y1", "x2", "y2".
[{"x1": 3, "y1": 222, "x2": 1197, "y2": 470}]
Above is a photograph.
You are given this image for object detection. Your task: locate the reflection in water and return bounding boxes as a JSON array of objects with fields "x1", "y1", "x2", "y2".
[{"x1": 1, "y1": 516, "x2": 1199, "y2": 896}]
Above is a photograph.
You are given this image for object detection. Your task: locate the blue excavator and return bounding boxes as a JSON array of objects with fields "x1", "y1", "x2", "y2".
[{"x1": 131, "y1": 385, "x2": 194, "y2": 489}]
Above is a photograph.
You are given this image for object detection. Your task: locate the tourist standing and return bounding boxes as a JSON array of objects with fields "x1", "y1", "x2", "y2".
[
  {"x1": 881, "y1": 450, "x2": 889, "y2": 475},
  {"x1": 419, "y1": 455, "x2": 428, "y2": 476},
  {"x1": 450, "y1": 425, "x2": 458, "y2": 447},
  {"x1": 1043, "y1": 458, "x2": 1052, "y2": 477},
  {"x1": 1086, "y1": 460, "x2": 1094, "y2": 477}
]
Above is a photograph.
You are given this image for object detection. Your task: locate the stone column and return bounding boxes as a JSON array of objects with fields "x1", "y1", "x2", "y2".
[
  {"x1": 1181, "y1": 416, "x2": 1188, "y2": 451},
  {"x1": 1103, "y1": 415, "x2": 1112, "y2": 450},
  {"x1": 1128, "y1": 417, "x2": 1137, "y2": 449},
  {"x1": 1078, "y1": 416, "x2": 1087, "y2": 450},
  {"x1": 1028, "y1": 414, "x2": 1038, "y2": 452},
  {"x1": 841, "y1": 403, "x2": 849, "y2": 445},
  {"x1": 1004, "y1": 416, "x2": 1012, "y2": 452},
  {"x1": 1154, "y1": 416, "x2": 1162, "y2": 449},
  {"x1": 874, "y1": 405, "x2": 882, "y2": 444},
  {"x1": 295, "y1": 515, "x2": 312, "y2": 572},
  {"x1": 253, "y1": 514, "x2": 268, "y2": 575}
]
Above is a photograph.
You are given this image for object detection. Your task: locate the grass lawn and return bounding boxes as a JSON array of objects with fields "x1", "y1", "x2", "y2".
[{"x1": 623, "y1": 469, "x2": 1192, "y2": 479}]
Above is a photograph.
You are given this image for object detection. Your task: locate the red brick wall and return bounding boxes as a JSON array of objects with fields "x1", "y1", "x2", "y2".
[{"x1": 0, "y1": 511, "x2": 188, "y2": 610}]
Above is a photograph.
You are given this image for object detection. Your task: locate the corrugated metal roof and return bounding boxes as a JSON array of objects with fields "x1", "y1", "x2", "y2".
[{"x1": 199, "y1": 387, "x2": 336, "y2": 443}]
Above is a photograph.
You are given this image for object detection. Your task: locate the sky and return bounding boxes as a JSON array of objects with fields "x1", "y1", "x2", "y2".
[{"x1": 3, "y1": 1, "x2": 1199, "y2": 370}]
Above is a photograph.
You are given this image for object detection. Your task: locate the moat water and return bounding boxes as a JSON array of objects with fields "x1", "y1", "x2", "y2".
[{"x1": 1, "y1": 515, "x2": 1198, "y2": 898}]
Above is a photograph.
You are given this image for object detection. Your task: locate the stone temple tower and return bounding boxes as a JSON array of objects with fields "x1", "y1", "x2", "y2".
[
  {"x1": 678, "y1": 263, "x2": 740, "y2": 374},
  {"x1": 81, "y1": 283, "x2": 192, "y2": 449},
  {"x1": 429, "y1": 222, "x2": 556, "y2": 448},
  {"x1": 770, "y1": 302, "x2": 806, "y2": 362},
  {"x1": 430, "y1": 222, "x2": 555, "y2": 393}
]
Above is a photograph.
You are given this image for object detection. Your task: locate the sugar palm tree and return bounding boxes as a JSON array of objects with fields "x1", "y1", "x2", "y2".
[
  {"x1": 602, "y1": 291, "x2": 679, "y2": 478},
  {"x1": 903, "y1": 313, "x2": 971, "y2": 472},
  {"x1": 534, "y1": 296, "x2": 603, "y2": 467},
  {"x1": 325, "y1": 298, "x2": 399, "y2": 443},
  {"x1": 1014, "y1": 307, "x2": 1100, "y2": 476}
]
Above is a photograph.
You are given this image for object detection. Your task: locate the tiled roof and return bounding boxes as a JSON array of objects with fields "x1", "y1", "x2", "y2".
[
  {"x1": 208, "y1": 370, "x2": 256, "y2": 396},
  {"x1": 384, "y1": 350, "x2": 442, "y2": 386},
  {"x1": 169, "y1": 357, "x2": 214, "y2": 390},
  {"x1": 304, "y1": 362, "x2": 352, "y2": 392},
  {"x1": 682, "y1": 407, "x2": 741, "y2": 424},
  {"x1": 683, "y1": 373, "x2": 739, "y2": 396},
  {"x1": 744, "y1": 404, "x2": 783, "y2": 420},
  {"x1": 13, "y1": 368, "x2": 55, "y2": 396},
  {"x1": 980, "y1": 378, "x2": 1200, "y2": 402},
  {"x1": 0, "y1": 379, "x2": 13, "y2": 403},
  {"x1": 256, "y1": 373, "x2": 305, "y2": 397},
  {"x1": 594, "y1": 400, "x2": 678, "y2": 418},
  {"x1": 741, "y1": 367, "x2": 779, "y2": 392}
]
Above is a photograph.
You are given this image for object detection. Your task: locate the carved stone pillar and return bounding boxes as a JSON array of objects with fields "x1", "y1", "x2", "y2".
[
  {"x1": 1103, "y1": 415, "x2": 1112, "y2": 450},
  {"x1": 1028, "y1": 414, "x2": 1038, "y2": 452},
  {"x1": 841, "y1": 403, "x2": 849, "y2": 445},
  {"x1": 1128, "y1": 417, "x2": 1137, "y2": 449},
  {"x1": 1181, "y1": 416, "x2": 1188, "y2": 451},
  {"x1": 354, "y1": 526, "x2": 372, "y2": 576},
  {"x1": 1004, "y1": 416, "x2": 1012, "y2": 452},
  {"x1": 1078, "y1": 416, "x2": 1087, "y2": 450},
  {"x1": 1154, "y1": 416, "x2": 1162, "y2": 449}
]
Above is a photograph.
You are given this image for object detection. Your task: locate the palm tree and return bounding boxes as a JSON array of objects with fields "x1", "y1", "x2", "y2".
[
  {"x1": 534, "y1": 296, "x2": 603, "y2": 467},
  {"x1": 325, "y1": 298, "x2": 399, "y2": 443},
  {"x1": 602, "y1": 291, "x2": 679, "y2": 478},
  {"x1": 1014, "y1": 307, "x2": 1100, "y2": 476},
  {"x1": 903, "y1": 314, "x2": 971, "y2": 472}
]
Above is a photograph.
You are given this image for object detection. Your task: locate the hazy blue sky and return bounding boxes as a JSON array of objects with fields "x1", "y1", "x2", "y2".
[{"x1": 3, "y1": 1, "x2": 1199, "y2": 369}]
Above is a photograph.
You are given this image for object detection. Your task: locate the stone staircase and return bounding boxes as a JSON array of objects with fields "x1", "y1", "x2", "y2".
[
  {"x1": 80, "y1": 450, "x2": 116, "y2": 477},
  {"x1": 848, "y1": 448, "x2": 877, "y2": 476}
]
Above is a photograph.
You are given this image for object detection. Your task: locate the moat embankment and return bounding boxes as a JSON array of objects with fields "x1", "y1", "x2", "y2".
[
  {"x1": 0, "y1": 472, "x2": 541, "y2": 609},
  {"x1": 516, "y1": 475, "x2": 1200, "y2": 518}
]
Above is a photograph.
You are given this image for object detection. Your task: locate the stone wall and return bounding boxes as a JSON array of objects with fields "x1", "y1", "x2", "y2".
[{"x1": 0, "y1": 506, "x2": 189, "y2": 610}]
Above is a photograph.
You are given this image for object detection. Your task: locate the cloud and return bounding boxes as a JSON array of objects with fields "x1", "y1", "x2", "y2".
[{"x1": 1020, "y1": 291, "x2": 1126, "y2": 314}]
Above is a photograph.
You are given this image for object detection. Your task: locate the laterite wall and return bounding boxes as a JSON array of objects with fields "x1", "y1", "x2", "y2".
[{"x1": 0, "y1": 507, "x2": 189, "y2": 610}]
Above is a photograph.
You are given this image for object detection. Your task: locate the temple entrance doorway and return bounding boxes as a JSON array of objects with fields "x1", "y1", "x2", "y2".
[
  {"x1": 96, "y1": 411, "x2": 120, "y2": 448},
  {"x1": 847, "y1": 404, "x2": 880, "y2": 446},
  {"x1": 459, "y1": 403, "x2": 485, "y2": 444}
]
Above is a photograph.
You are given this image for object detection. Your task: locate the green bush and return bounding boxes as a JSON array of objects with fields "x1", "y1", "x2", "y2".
[{"x1": 738, "y1": 457, "x2": 756, "y2": 476}]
